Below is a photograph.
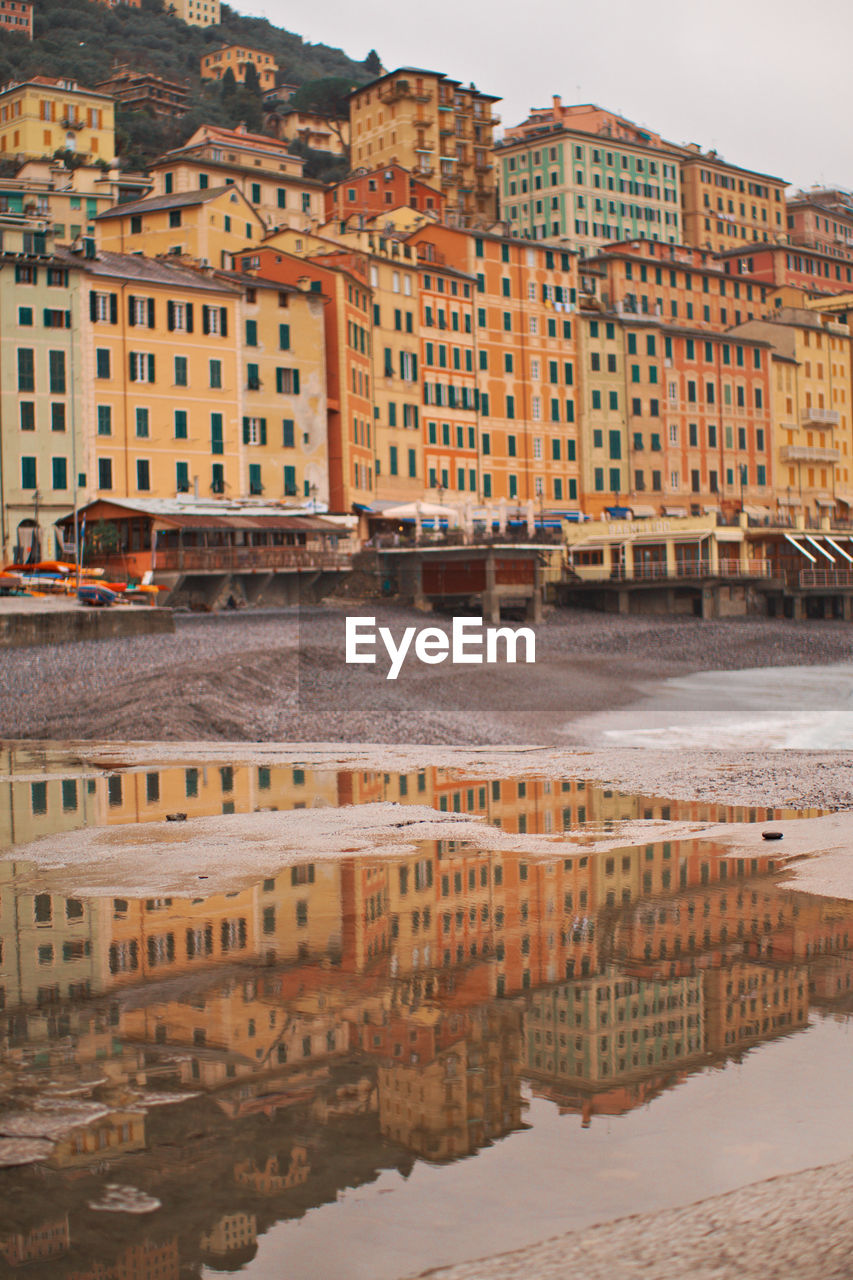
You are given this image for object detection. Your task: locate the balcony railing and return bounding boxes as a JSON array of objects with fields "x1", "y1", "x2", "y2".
[
  {"x1": 797, "y1": 568, "x2": 853, "y2": 589},
  {"x1": 780, "y1": 445, "x2": 840, "y2": 463},
  {"x1": 801, "y1": 408, "x2": 840, "y2": 427},
  {"x1": 153, "y1": 547, "x2": 351, "y2": 574},
  {"x1": 598, "y1": 558, "x2": 772, "y2": 582}
]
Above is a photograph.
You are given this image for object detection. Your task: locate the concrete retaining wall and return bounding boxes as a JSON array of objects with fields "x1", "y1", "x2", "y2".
[{"x1": 0, "y1": 608, "x2": 175, "y2": 648}]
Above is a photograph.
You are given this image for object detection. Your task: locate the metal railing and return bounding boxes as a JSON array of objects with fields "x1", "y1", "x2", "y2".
[
  {"x1": 798, "y1": 568, "x2": 853, "y2": 589},
  {"x1": 597, "y1": 558, "x2": 772, "y2": 582}
]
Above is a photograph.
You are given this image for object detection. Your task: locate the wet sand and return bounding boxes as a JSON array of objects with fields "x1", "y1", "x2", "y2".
[{"x1": 2, "y1": 603, "x2": 852, "y2": 744}]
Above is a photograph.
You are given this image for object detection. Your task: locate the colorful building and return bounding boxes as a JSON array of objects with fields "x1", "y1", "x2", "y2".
[
  {"x1": 168, "y1": 0, "x2": 220, "y2": 25},
  {"x1": 235, "y1": 236, "x2": 375, "y2": 512},
  {"x1": 349, "y1": 68, "x2": 500, "y2": 227},
  {"x1": 200, "y1": 44, "x2": 279, "y2": 93},
  {"x1": 0, "y1": 76, "x2": 115, "y2": 164},
  {"x1": 505, "y1": 98, "x2": 676, "y2": 151},
  {"x1": 731, "y1": 298, "x2": 853, "y2": 520},
  {"x1": 720, "y1": 242, "x2": 853, "y2": 296},
  {"x1": 94, "y1": 185, "x2": 266, "y2": 266},
  {"x1": 70, "y1": 247, "x2": 242, "y2": 502},
  {"x1": 147, "y1": 124, "x2": 324, "y2": 232},
  {"x1": 0, "y1": 0, "x2": 33, "y2": 39},
  {"x1": 496, "y1": 126, "x2": 682, "y2": 255},
  {"x1": 325, "y1": 163, "x2": 444, "y2": 225},
  {"x1": 0, "y1": 223, "x2": 86, "y2": 564},
  {"x1": 678, "y1": 146, "x2": 787, "y2": 253},
  {"x1": 786, "y1": 188, "x2": 853, "y2": 264},
  {"x1": 0, "y1": 158, "x2": 148, "y2": 240},
  {"x1": 267, "y1": 106, "x2": 350, "y2": 158}
]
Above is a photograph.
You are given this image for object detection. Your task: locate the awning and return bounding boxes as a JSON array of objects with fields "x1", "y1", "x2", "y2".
[
  {"x1": 776, "y1": 495, "x2": 801, "y2": 507},
  {"x1": 815, "y1": 497, "x2": 836, "y2": 508},
  {"x1": 742, "y1": 505, "x2": 771, "y2": 518},
  {"x1": 604, "y1": 506, "x2": 632, "y2": 518},
  {"x1": 629, "y1": 505, "x2": 657, "y2": 518},
  {"x1": 784, "y1": 534, "x2": 817, "y2": 563},
  {"x1": 827, "y1": 537, "x2": 853, "y2": 564},
  {"x1": 805, "y1": 535, "x2": 835, "y2": 562},
  {"x1": 662, "y1": 506, "x2": 688, "y2": 517}
]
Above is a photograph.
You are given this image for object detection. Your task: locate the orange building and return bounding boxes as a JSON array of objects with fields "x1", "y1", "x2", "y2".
[
  {"x1": 325, "y1": 163, "x2": 445, "y2": 225},
  {"x1": 200, "y1": 44, "x2": 279, "y2": 93},
  {"x1": 505, "y1": 97, "x2": 676, "y2": 151},
  {"x1": 719, "y1": 242, "x2": 853, "y2": 296},
  {"x1": 411, "y1": 224, "x2": 581, "y2": 507},
  {"x1": 786, "y1": 189, "x2": 853, "y2": 264},
  {"x1": 0, "y1": 0, "x2": 33, "y2": 37},
  {"x1": 234, "y1": 238, "x2": 374, "y2": 513},
  {"x1": 678, "y1": 146, "x2": 787, "y2": 253}
]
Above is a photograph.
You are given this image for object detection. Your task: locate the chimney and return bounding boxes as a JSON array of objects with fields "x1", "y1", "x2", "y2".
[{"x1": 552, "y1": 94, "x2": 562, "y2": 113}]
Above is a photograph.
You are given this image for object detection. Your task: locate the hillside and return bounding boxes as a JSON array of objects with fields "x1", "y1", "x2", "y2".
[{"x1": 0, "y1": 0, "x2": 373, "y2": 168}]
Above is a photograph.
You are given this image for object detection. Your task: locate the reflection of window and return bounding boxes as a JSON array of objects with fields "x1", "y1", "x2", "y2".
[
  {"x1": 296, "y1": 901, "x2": 308, "y2": 927},
  {"x1": 34, "y1": 894, "x2": 52, "y2": 924},
  {"x1": 291, "y1": 864, "x2": 315, "y2": 885}
]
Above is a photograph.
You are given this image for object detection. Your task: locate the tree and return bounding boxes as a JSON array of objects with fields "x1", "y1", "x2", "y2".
[
  {"x1": 364, "y1": 49, "x2": 382, "y2": 76},
  {"x1": 243, "y1": 59, "x2": 261, "y2": 95}
]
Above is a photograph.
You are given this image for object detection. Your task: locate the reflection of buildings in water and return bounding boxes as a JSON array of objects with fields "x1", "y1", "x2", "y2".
[
  {"x1": 200, "y1": 1211, "x2": 258, "y2": 1266},
  {"x1": 48, "y1": 1109, "x2": 147, "y2": 1169},
  {"x1": 235, "y1": 1146, "x2": 310, "y2": 1193},
  {"x1": 808, "y1": 952, "x2": 853, "y2": 1006},
  {"x1": 704, "y1": 959, "x2": 808, "y2": 1053},
  {"x1": 524, "y1": 964, "x2": 705, "y2": 1100},
  {"x1": 0, "y1": 1215, "x2": 69, "y2": 1267},
  {"x1": 367, "y1": 999, "x2": 524, "y2": 1163}
]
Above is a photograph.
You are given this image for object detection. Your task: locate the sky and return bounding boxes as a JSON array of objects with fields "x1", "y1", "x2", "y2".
[{"x1": 231, "y1": 0, "x2": 853, "y2": 193}]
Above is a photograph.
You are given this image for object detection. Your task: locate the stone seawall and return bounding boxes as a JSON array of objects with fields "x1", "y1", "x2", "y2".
[{"x1": 0, "y1": 608, "x2": 175, "y2": 648}]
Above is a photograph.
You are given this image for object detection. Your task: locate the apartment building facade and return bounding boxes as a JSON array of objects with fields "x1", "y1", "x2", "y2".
[
  {"x1": 497, "y1": 127, "x2": 682, "y2": 255},
  {"x1": 0, "y1": 76, "x2": 115, "y2": 163},
  {"x1": 679, "y1": 147, "x2": 787, "y2": 253},
  {"x1": 349, "y1": 68, "x2": 499, "y2": 227}
]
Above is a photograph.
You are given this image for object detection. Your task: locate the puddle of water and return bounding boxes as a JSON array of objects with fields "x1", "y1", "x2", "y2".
[{"x1": 0, "y1": 749, "x2": 850, "y2": 1279}]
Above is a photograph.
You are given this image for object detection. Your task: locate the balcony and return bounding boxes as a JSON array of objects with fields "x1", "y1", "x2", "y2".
[
  {"x1": 780, "y1": 445, "x2": 840, "y2": 464},
  {"x1": 379, "y1": 82, "x2": 431, "y2": 104},
  {"x1": 801, "y1": 407, "x2": 840, "y2": 428},
  {"x1": 153, "y1": 546, "x2": 351, "y2": 574},
  {"x1": 590, "y1": 559, "x2": 772, "y2": 583}
]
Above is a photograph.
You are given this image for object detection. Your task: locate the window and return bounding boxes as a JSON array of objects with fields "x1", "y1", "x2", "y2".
[
  {"x1": 276, "y1": 367, "x2": 300, "y2": 394},
  {"x1": 136, "y1": 459, "x2": 150, "y2": 490},
  {"x1": 51, "y1": 403, "x2": 66, "y2": 433},
  {"x1": 20, "y1": 402, "x2": 34, "y2": 432},
  {"x1": 48, "y1": 350, "x2": 66, "y2": 393},
  {"x1": 174, "y1": 409, "x2": 188, "y2": 439},
  {"x1": 209, "y1": 359, "x2": 222, "y2": 389},
  {"x1": 17, "y1": 348, "x2": 34, "y2": 392},
  {"x1": 52, "y1": 456, "x2": 67, "y2": 490},
  {"x1": 135, "y1": 407, "x2": 149, "y2": 438},
  {"x1": 21, "y1": 456, "x2": 37, "y2": 489},
  {"x1": 98, "y1": 457, "x2": 112, "y2": 490},
  {"x1": 174, "y1": 355, "x2": 188, "y2": 387},
  {"x1": 129, "y1": 352, "x2": 154, "y2": 383},
  {"x1": 202, "y1": 306, "x2": 227, "y2": 336},
  {"x1": 96, "y1": 348, "x2": 111, "y2": 379}
]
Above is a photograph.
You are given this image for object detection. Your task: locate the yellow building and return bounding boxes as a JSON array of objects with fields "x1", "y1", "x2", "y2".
[
  {"x1": 147, "y1": 124, "x2": 325, "y2": 232},
  {"x1": 201, "y1": 44, "x2": 278, "y2": 93},
  {"x1": 220, "y1": 269, "x2": 330, "y2": 504},
  {"x1": 94, "y1": 184, "x2": 266, "y2": 267},
  {"x1": 349, "y1": 68, "x2": 500, "y2": 227},
  {"x1": 0, "y1": 76, "x2": 115, "y2": 164},
  {"x1": 169, "y1": 0, "x2": 220, "y2": 26},
  {"x1": 0, "y1": 158, "x2": 148, "y2": 241},
  {"x1": 70, "y1": 247, "x2": 243, "y2": 501},
  {"x1": 731, "y1": 297, "x2": 853, "y2": 519},
  {"x1": 268, "y1": 107, "x2": 350, "y2": 158}
]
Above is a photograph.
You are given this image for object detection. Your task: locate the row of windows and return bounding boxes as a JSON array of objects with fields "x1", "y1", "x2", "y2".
[{"x1": 593, "y1": 464, "x2": 766, "y2": 492}]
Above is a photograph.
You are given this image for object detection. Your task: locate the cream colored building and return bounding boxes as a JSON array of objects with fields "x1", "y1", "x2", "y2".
[
  {"x1": 168, "y1": 0, "x2": 220, "y2": 26},
  {"x1": 200, "y1": 44, "x2": 278, "y2": 92}
]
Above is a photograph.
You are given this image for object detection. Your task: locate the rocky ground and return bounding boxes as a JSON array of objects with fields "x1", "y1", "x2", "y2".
[
  {"x1": 409, "y1": 1154, "x2": 853, "y2": 1280},
  {"x1": 1, "y1": 602, "x2": 852, "y2": 744}
]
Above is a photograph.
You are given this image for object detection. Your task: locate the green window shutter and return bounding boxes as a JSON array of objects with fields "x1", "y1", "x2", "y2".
[
  {"x1": 279, "y1": 323, "x2": 290, "y2": 350},
  {"x1": 211, "y1": 413, "x2": 224, "y2": 455},
  {"x1": 176, "y1": 461, "x2": 189, "y2": 491},
  {"x1": 147, "y1": 298, "x2": 155, "y2": 329},
  {"x1": 243, "y1": 417, "x2": 250, "y2": 444},
  {"x1": 147, "y1": 354, "x2": 155, "y2": 382},
  {"x1": 129, "y1": 353, "x2": 137, "y2": 383},
  {"x1": 292, "y1": 370, "x2": 300, "y2": 394},
  {"x1": 260, "y1": 419, "x2": 267, "y2": 445},
  {"x1": 174, "y1": 410, "x2": 187, "y2": 439},
  {"x1": 283, "y1": 465, "x2": 296, "y2": 496},
  {"x1": 186, "y1": 303, "x2": 194, "y2": 333},
  {"x1": 220, "y1": 307, "x2": 228, "y2": 336},
  {"x1": 167, "y1": 300, "x2": 175, "y2": 331},
  {"x1": 21, "y1": 456, "x2": 37, "y2": 488},
  {"x1": 249, "y1": 463, "x2": 262, "y2": 493},
  {"x1": 282, "y1": 419, "x2": 294, "y2": 447}
]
